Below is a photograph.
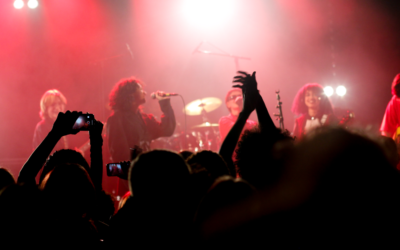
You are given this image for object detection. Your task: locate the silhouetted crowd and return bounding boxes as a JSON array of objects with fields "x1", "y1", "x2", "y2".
[{"x1": 1, "y1": 71, "x2": 400, "y2": 248}]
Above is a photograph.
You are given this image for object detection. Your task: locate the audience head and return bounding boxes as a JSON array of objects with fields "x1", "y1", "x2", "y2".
[
  {"x1": 195, "y1": 176, "x2": 255, "y2": 225},
  {"x1": 40, "y1": 89, "x2": 67, "y2": 121},
  {"x1": 375, "y1": 135, "x2": 400, "y2": 170},
  {"x1": 225, "y1": 88, "x2": 243, "y2": 116},
  {"x1": 109, "y1": 77, "x2": 146, "y2": 112},
  {"x1": 129, "y1": 149, "x2": 190, "y2": 199},
  {"x1": 0, "y1": 168, "x2": 15, "y2": 191},
  {"x1": 40, "y1": 149, "x2": 89, "y2": 183},
  {"x1": 291, "y1": 83, "x2": 333, "y2": 116},
  {"x1": 41, "y1": 163, "x2": 95, "y2": 218},
  {"x1": 187, "y1": 150, "x2": 230, "y2": 180},
  {"x1": 179, "y1": 150, "x2": 194, "y2": 161},
  {"x1": 235, "y1": 126, "x2": 293, "y2": 189}
]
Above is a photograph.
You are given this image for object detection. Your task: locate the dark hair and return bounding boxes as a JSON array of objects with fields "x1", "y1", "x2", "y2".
[
  {"x1": 42, "y1": 163, "x2": 95, "y2": 217},
  {"x1": 187, "y1": 150, "x2": 230, "y2": 179},
  {"x1": 40, "y1": 149, "x2": 89, "y2": 183},
  {"x1": 235, "y1": 126, "x2": 293, "y2": 188},
  {"x1": 129, "y1": 150, "x2": 191, "y2": 198},
  {"x1": 291, "y1": 83, "x2": 333, "y2": 116},
  {"x1": 0, "y1": 168, "x2": 15, "y2": 191},
  {"x1": 109, "y1": 77, "x2": 142, "y2": 111}
]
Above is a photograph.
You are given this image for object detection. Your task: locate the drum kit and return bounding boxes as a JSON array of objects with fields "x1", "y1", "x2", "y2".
[{"x1": 151, "y1": 97, "x2": 222, "y2": 152}]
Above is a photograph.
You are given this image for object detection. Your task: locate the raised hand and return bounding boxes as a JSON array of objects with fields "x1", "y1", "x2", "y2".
[
  {"x1": 51, "y1": 111, "x2": 82, "y2": 137},
  {"x1": 233, "y1": 71, "x2": 259, "y2": 114},
  {"x1": 89, "y1": 119, "x2": 104, "y2": 138}
]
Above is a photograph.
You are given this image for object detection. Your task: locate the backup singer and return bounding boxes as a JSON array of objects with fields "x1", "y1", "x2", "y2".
[
  {"x1": 291, "y1": 83, "x2": 336, "y2": 140},
  {"x1": 106, "y1": 77, "x2": 176, "y2": 163}
]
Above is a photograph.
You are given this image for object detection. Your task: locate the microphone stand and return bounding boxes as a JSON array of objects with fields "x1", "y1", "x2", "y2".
[{"x1": 192, "y1": 41, "x2": 251, "y2": 72}]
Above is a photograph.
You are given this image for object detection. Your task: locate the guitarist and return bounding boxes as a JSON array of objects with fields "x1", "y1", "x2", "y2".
[
  {"x1": 380, "y1": 73, "x2": 400, "y2": 138},
  {"x1": 33, "y1": 89, "x2": 69, "y2": 152}
]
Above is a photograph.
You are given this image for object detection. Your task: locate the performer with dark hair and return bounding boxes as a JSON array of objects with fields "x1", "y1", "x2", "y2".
[
  {"x1": 291, "y1": 83, "x2": 336, "y2": 140},
  {"x1": 106, "y1": 77, "x2": 176, "y2": 163},
  {"x1": 219, "y1": 88, "x2": 257, "y2": 143},
  {"x1": 381, "y1": 74, "x2": 400, "y2": 138},
  {"x1": 33, "y1": 89, "x2": 68, "y2": 151}
]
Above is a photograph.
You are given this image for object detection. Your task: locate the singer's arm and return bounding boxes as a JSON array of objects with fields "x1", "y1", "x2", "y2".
[{"x1": 147, "y1": 97, "x2": 176, "y2": 140}]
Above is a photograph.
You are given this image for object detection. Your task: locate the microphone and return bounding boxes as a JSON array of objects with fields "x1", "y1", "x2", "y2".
[{"x1": 150, "y1": 92, "x2": 179, "y2": 99}]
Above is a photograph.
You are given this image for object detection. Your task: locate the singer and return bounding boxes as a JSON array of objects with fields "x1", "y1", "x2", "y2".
[{"x1": 106, "y1": 77, "x2": 176, "y2": 163}]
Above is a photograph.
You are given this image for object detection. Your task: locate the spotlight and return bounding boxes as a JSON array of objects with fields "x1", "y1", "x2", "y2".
[
  {"x1": 27, "y1": 0, "x2": 38, "y2": 9},
  {"x1": 336, "y1": 85, "x2": 347, "y2": 97},
  {"x1": 324, "y1": 86, "x2": 334, "y2": 97},
  {"x1": 14, "y1": 0, "x2": 24, "y2": 9},
  {"x1": 182, "y1": 0, "x2": 235, "y2": 28}
]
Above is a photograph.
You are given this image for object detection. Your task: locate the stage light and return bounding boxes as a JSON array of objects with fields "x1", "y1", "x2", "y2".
[
  {"x1": 324, "y1": 86, "x2": 334, "y2": 97},
  {"x1": 336, "y1": 85, "x2": 347, "y2": 97},
  {"x1": 14, "y1": 0, "x2": 24, "y2": 9},
  {"x1": 181, "y1": 0, "x2": 235, "y2": 28},
  {"x1": 27, "y1": 0, "x2": 38, "y2": 9}
]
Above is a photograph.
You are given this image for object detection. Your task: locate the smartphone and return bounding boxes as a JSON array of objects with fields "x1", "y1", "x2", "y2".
[
  {"x1": 72, "y1": 113, "x2": 94, "y2": 131},
  {"x1": 106, "y1": 161, "x2": 130, "y2": 179}
]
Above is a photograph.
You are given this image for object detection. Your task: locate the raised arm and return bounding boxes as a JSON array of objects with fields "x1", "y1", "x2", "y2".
[
  {"x1": 148, "y1": 96, "x2": 176, "y2": 140},
  {"x1": 255, "y1": 92, "x2": 276, "y2": 132},
  {"x1": 89, "y1": 120, "x2": 104, "y2": 192},
  {"x1": 18, "y1": 111, "x2": 81, "y2": 184},
  {"x1": 219, "y1": 71, "x2": 259, "y2": 176}
]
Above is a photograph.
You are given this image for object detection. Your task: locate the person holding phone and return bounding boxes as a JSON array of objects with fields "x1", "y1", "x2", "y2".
[
  {"x1": 106, "y1": 77, "x2": 176, "y2": 163},
  {"x1": 33, "y1": 89, "x2": 69, "y2": 151}
]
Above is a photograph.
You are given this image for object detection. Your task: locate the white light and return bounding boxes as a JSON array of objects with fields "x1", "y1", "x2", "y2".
[
  {"x1": 14, "y1": 0, "x2": 24, "y2": 9},
  {"x1": 324, "y1": 86, "x2": 334, "y2": 97},
  {"x1": 181, "y1": 0, "x2": 235, "y2": 28},
  {"x1": 27, "y1": 0, "x2": 38, "y2": 9},
  {"x1": 336, "y1": 85, "x2": 347, "y2": 97}
]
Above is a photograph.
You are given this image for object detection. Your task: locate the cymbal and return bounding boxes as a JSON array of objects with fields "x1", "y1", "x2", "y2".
[
  {"x1": 184, "y1": 97, "x2": 222, "y2": 116},
  {"x1": 193, "y1": 122, "x2": 219, "y2": 128}
]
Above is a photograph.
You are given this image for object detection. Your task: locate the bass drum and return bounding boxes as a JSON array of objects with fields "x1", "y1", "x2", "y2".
[
  {"x1": 150, "y1": 137, "x2": 174, "y2": 151},
  {"x1": 168, "y1": 132, "x2": 200, "y2": 152}
]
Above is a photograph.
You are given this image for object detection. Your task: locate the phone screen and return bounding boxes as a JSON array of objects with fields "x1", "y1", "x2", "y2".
[
  {"x1": 107, "y1": 163, "x2": 122, "y2": 176},
  {"x1": 72, "y1": 114, "x2": 93, "y2": 130}
]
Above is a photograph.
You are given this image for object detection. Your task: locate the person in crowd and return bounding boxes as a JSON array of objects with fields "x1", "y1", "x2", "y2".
[
  {"x1": 33, "y1": 89, "x2": 68, "y2": 151},
  {"x1": 107, "y1": 150, "x2": 193, "y2": 248},
  {"x1": 0, "y1": 167, "x2": 15, "y2": 191},
  {"x1": 219, "y1": 88, "x2": 257, "y2": 143},
  {"x1": 219, "y1": 71, "x2": 287, "y2": 180},
  {"x1": 19, "y1": 111, "x2": 104, "y2": 188},
  {"x1": 381, "y1": 73, "x2": 400, "y2": 138},
  {"x1": 291, "y1": 83, "x2": 336, "y2": 140},
  {"x1": 201, "y1": 127, "x2": 400, "y2": 248},
  {"x1": 106, "y1": 77, "x2": 176, "y2": 163},
  {"x1": 186, "y1": 150, "x2": 231, "y2": 211}
]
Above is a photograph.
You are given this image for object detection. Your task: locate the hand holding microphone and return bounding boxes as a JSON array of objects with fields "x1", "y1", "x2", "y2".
[{"x1": 150, "y1": 91, "x2": 178, "y2": 100}]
